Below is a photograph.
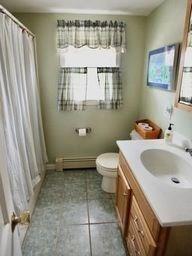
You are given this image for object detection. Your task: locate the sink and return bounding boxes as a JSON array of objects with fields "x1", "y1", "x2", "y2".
[{"x1": 140, "y1": 149, "x2": 192, "y2": 188}]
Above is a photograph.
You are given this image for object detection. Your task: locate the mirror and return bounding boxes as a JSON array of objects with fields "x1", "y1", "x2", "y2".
[{"x1": 176, "y1": 0, "x2": 192, "y2": 111}]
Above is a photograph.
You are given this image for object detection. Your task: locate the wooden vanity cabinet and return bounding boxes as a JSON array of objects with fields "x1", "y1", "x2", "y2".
[
  {"x1": 116, "y1": 165, "x2": 131, "y2": 235},
  {"x1": 116, "y1": 152, "x2": 169, "y2": 256},
  {"x1": 116, "y1": 151, "x2": 192, "y2": 256}
]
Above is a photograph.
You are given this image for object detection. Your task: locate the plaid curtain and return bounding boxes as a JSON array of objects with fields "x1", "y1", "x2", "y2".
[
  {"x1": 97, "y1": 67, "x2": 123, "y2": 109},
  {"x1": 58, "y1": 68, "x2": 87, "y2": 111},
  {"x1": 57, "y1": 20, "x2": 126, "y2": 53}
]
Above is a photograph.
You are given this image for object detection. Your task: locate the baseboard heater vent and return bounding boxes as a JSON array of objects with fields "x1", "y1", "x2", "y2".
[{"x1": 56, "y1": 156, "x2": 96, "y2": 171}]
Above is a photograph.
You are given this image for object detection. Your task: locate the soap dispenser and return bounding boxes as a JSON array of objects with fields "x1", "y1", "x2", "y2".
[{"x1": 164, "y1": 123, "x2": 174, "y2": 143}]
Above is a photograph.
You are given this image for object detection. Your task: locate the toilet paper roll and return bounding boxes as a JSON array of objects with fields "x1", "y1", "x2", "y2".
[
  {"x1": 144, "y1": 126, "x2": 153, "y2": 131},
  {"x1": 78, "y1": 128, "x2": 87, "y2": 136},
  {"x1": 138, "y1": 122, "x2": 149, "y2": 128}
]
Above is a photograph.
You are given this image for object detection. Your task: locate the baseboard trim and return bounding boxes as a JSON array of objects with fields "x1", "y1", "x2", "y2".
[
  {"x1": 55, "y1": 156, "x2": 97, "y2": 171},
  {"x1": 46, "y1": 164, "x2": 56, "y2": 170}
]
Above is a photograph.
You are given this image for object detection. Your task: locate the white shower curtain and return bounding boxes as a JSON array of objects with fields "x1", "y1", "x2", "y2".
[
  {"x1": 22, "y1": 26, "x2": 47, "y2": 169},
  {"x1": 23, "y1": 32, "x2": 48, "y2": 175},
  {"x1": 0, "y1": 13, "x2": 47, "y2": 213}
]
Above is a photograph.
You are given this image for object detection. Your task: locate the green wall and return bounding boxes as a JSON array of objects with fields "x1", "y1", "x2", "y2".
[
  {"x1": 139, "y1": 0, "x2": 192, "y2": 138},
  {"x1": 16, "y1": 13, "x2": 146, "y2": 163},
  {"x1": 16, "y1": 0, "x2": 192, "y2": 163}
]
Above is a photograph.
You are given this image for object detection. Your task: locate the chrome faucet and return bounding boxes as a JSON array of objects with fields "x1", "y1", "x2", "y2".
[{"x1": 185, "y1": 148, "x2": 192, "y2": 156}]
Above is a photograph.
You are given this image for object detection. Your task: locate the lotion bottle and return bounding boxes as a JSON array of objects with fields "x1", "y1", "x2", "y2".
[{"x1": 164, "y1": 123, "x2": 174, "y2": 144}]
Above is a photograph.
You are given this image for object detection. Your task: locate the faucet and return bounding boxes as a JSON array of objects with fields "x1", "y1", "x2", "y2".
[{"x1": 185, "y1": 147, "x2": 192, "y2": 156}]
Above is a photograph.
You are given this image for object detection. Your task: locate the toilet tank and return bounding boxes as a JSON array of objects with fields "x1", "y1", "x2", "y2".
[{"x1": 130, "y1": 130, "x2": 143, "y2": 140}]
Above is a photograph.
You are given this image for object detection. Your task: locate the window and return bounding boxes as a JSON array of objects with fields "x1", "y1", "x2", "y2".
[
  {"x1": 57, "y1": 19, "x2": 125, "y2": 111},
  {"x1": 59, "y1": 46, "x2": 120, "y2": 102},
  {"x1": 59, "y1": 46, "x2": 120, "y2": 67}
]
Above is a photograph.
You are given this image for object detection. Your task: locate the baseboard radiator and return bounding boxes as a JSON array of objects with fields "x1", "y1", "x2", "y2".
[{"x1": 56, "y1": 156, "x2": 96, "y2": 171}]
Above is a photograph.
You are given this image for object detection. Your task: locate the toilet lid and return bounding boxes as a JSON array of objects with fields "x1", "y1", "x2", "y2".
[{"x1": 96, "y1": 153, "x2": 119, "y2": 170}]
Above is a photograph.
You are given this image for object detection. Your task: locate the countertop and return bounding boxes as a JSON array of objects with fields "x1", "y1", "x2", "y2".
[{"x1": 117, "y1": 139, "x2": 192, "y2": 227}]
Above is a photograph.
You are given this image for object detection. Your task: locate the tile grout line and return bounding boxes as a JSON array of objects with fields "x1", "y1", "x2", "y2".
[
  {"x1": 89, "y1": 221, "x2": 117, "y2": 225},
  {"x1": 86, "y1": 172, "x2": 93, "y2": 256}
]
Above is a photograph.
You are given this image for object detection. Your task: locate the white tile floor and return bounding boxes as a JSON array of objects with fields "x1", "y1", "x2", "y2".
[{"x1": 22, "y1": 169, "x2": 127, "y2": 256}]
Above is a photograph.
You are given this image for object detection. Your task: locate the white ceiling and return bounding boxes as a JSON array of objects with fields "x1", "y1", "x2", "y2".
[{"x1": 0, "y1": 0, "x2": 165, "y2": 15}]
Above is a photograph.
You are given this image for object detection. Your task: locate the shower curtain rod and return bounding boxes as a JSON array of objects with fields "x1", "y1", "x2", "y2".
[{"x1": 0, "y1": 4, "x2": 35, "y2": 38}]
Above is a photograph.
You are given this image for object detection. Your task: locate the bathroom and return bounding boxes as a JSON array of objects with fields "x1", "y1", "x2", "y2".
[{"x1": 0, "y1": 0, "x2": 192, "y2": 255}]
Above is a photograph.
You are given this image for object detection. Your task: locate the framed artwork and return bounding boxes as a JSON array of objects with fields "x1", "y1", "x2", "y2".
[{"x1": 147, "y1": 44, "x2": 179, "y2": 91}]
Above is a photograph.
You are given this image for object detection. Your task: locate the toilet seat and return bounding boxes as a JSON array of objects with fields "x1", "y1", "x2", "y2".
[
  {"x1": 96, "y1": 153, "x2": 119, "y2": 171},
  {"x1": 96, "y1": 162, "x2": 117, "y2": 173}
]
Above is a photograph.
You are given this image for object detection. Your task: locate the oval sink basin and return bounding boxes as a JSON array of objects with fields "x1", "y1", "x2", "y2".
[{"x1": 140, "y1": 149, "x2": 192, "y2": 188}]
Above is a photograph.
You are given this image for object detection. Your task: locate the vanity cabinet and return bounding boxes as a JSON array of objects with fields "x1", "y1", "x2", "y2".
[
  {"x1": 116, "y1": 165, "x2": 131, "y2": 235},
  {"x1": 116, "y1": 152, "x2": 192, "y2": 256}
]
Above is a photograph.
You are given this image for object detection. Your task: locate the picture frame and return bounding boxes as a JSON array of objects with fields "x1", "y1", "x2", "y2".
[{"x1": 147, "y1": 44, "x2": 180, "y2": 91}]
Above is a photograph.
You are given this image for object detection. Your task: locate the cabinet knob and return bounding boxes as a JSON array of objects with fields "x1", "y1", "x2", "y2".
[
  {"x1": 138, "y1": 229, "x2": 144, "y2": 237},
  {"x1": 134, "y1": 216, "x2": 144, "y2": 237},
  {"x1": 131, "y1": 235, "x2": 141, "y2": 255}
]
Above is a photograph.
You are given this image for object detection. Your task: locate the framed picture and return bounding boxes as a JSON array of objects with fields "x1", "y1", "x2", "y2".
[{"x1": 147, "y1": 44, "x2": 180, "y2": 91}]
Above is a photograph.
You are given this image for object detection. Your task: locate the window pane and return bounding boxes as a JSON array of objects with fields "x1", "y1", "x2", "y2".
[
  {"x1": 86, "y1": 68, "x2": 104, "y2": 101},
  {"x1": 70, "y1": 73, "x2": 87, "y2": 101},
  {"x1": 59, "y1": 46, "x2": 119, "y2": 67}
]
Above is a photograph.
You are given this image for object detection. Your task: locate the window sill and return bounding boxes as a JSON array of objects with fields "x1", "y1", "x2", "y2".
[{"x1": 85, "y1": 100, "x2": 99, "y2": 106}]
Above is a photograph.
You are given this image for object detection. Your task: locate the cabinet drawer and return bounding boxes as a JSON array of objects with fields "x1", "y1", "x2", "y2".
[
  {"x1": 130, "y1": 197, "x2": 156, "y2": 255},
  {"x1": 127, "y1": 219, "x2": 146, "y2": 256},
  {"x1": 119, "y1": 152, "x2": 160, "y2": 241}
]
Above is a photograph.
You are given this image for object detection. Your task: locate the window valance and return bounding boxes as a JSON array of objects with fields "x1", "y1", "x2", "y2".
[{"x1": 57, "y1": 20, "x2": 126, "y2": 53}]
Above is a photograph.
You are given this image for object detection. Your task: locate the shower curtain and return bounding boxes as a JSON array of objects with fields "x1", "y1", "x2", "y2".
[{"x1": 0, "y1": 13, "x2": 47, "y2": 213}]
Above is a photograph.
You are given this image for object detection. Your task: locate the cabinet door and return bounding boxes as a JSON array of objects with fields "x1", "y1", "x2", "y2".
[
  {"x1": 116, "y1": 165, "x2": 131, "y2": 235},
  {"x1": 119, "y1": 152, "x2": 160, "y2": 241}
]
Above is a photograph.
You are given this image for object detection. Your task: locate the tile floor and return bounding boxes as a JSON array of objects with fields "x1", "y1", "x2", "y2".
[{"x1": 22, "y1": 169, "x2": 127, "y2": 256}]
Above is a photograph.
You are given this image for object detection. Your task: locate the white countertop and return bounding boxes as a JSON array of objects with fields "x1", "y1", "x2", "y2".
[{"x1": 117, "y1": 139, "x2": 192, "y2": 227}]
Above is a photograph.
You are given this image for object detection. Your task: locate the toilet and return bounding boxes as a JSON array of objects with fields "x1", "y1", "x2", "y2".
[
  {"x1": 96, "y1": 153, "x2": 119, "y2": 193},
  {"x1": 96, "y1": 130, "x2": 143, "y2": 193}
]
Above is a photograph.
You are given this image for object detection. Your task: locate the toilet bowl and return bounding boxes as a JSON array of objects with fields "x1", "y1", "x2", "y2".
[
  {"x1": 96, "y1": 130, "x2": 143, "y2": 193},
  {"x1": 96, "y1": 153, "x2": 119, "y2": 193}
]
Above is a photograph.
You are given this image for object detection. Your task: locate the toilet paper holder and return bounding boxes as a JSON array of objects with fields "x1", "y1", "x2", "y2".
[{"x1": 75, "y1": 127, "x2": 92, "y2": 134}]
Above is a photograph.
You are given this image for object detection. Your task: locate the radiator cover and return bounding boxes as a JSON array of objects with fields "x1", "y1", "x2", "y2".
[{"x1": 55, "y1": 156, "x2": 96, "y2": 171}]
